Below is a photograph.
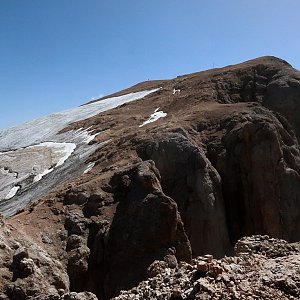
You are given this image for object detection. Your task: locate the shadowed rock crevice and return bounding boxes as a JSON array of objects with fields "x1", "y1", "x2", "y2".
[
  {"x1": 205, "y1": 107, "x2": 300, "y2": 243},
  {"x1": 137, "y1": 133, "x2": 231, "y2": 258}
]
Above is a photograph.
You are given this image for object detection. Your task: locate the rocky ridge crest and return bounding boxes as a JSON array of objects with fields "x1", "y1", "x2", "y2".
[{"x1": 1, "y1": 56, "x2": 300, "y2": 299}]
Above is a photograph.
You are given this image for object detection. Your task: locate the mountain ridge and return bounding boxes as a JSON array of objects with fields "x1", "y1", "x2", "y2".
[{"x1": 0, "y1": 56, "x2": 300, "y2": 299}]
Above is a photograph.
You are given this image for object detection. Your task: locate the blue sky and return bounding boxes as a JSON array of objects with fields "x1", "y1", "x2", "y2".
[{"x1": 1, "y1": 0, "x2": 300, "y2": 129}]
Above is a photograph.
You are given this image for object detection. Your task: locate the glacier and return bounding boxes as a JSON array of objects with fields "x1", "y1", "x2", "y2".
[{"x1": 0, "y1": 88, "x2": 159, "y2": 216}]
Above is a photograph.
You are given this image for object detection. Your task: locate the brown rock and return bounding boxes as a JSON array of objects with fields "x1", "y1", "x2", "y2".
[
  {"x1": 61, "y1": 292, "x2": 98, "y2": 300},
  {"x1": 197, "y1": 261, "x2": 209, "y2": 273},
  {"x1": 206, "y1": 107, "x2": 300, "y2": 243},
  {"x1": 137, "y1": 133, "x2": 231, "y2": 257},
  {"x1": 87, "y1": 161, "x2": 191, "y2": 299}
]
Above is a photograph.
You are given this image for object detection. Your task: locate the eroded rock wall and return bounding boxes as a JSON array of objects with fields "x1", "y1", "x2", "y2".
[
  {"x1": 86, "y1": 161, "x2": 191, "y2": 299},
  {"x1": 137, "y1": 134, "x2": 231, "y2": 257},
  {"x1": 205, "y1": 107, "x2": 300, "y2": 243}
]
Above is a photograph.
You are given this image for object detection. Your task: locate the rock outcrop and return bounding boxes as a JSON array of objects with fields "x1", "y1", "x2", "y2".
[
  {"x1": 113, "y1": 236, "x2": 300, "y2": 300},
  {"x1": 86, "y1": 161, "x2": 191, "y2": 299},
  {"x1": 204, "y1": 106, "x2": 300, "y2": 243},
  {"x1": 0, "y1": 217, "x2": 70, "y2": 299},
  {"x1": 137, "y1": 134, "x2": 231, "y2": 257}
]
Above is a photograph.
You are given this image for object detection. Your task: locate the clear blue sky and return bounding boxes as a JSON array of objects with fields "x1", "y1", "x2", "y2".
[{"x1": 1, "y1": 0, "x2": 300, "y2": 129}]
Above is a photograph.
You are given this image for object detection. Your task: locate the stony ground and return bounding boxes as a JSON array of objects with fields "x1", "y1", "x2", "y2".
[{"x1": 113, "y1": 236, "x2": 300, "y2": 300}]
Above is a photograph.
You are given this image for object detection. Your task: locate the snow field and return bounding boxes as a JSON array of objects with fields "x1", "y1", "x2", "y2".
[{"x1": 0, "y1": 89, "x2": 159, "y2": 205}]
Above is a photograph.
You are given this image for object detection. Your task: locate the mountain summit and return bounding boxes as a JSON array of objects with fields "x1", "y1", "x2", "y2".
[{"x1": 0, "y1": 56, "x2": 300, "y2": 299}]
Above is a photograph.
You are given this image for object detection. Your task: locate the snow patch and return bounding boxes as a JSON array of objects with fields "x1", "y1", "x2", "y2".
[
  {"x1": 0, "y1": 88, "x2": 160, "y2": 151},
  {"x1": 71, "y1": 127, "x2": 101, "y2": 144},
  {"x1": 82, "y1": 132, "x2": 98, "y2": 144},
  {"x1": 82, "y1": 139, "x2": 111, "y2": 174},
  {"x1": 33, "y1": 169, "x2": 53, "y2": 183},
  {"x1": 139, "y1": 108, "x2": 167, "y2": 127},
  {"x1": 33, "y1": 142, "x2": 76, "y2": 182},
  {"x1": 5, "y1": 186, "x2": 20, "y2": 200},
  {"x1": 32, "y1": 142, "x2": 76, "y2": 166},
  {"x1": 0, "y1": 88, "x2": 160, "y2": 215},
  {"x1": 83, "y1": 162, "x2": 95, "y2": 174},
  {"x1": 173, "y1": 88, "x2": 181, "y2": 94}
]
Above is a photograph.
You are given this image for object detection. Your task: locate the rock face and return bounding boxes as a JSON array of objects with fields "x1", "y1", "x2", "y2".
[
  {"x1": 0, "y1": 217, "x2": 70, "y2": 299},
  {"x1": 209, "y1": 57, "x2": 300, "y2": 142},
  {"x1": 86, "y1": 161, "x2": 191, "y2": 299},
  {"x1": 137, "y1": 134, "x2": 231, "y2": 257},
  {"x1": 205, "y1": 106, "x2": 300, "y2": 243},
  {"x1": 1, "y1": 56, "x2": 300, "y2": 299}
]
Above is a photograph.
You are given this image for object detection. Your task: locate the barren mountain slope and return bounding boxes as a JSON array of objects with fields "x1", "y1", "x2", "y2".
[{"x1": 1, "y1": 56, "x2": 300, "y2": 299}]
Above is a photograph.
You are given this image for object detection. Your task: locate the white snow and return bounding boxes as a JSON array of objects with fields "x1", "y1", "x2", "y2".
[
  {"x1": 139, "y1": 108, "x2": 167, "y2": 127},
  {"x1": 0, "y1": 88, "x2": 160, "y2": 151},
  {"x1": 0, "y1": 141, "x2": 77, "y2": 200},
  {"x1": 0, "y1": 88, "x2": 159, "y2": 214},
  {"x1": 83, "y1": 162, "x2": 95, "y2": 174},
  {"x1": 5, "y1": 186, "x2": 20, "y2": 200},
  {"x1": 32, "y1": 142, "x2": 76, "y2": 167},
  {"x1": 82, "y1": 139, "x2": 111, "y2": 175},
  {"x1": 173, "y1": 88, "x2": 181, "y2": 94},
  {"x1": 33, "y1": 169, "x2": 53, "y2": 183},
  {"x1": 82, "y1": 132, "x2": 98, "y2": 144},
  {"x1": 70, "y1": 127, "x2": 101, "y2": 144},
  {"x1": 32, "y1": 142, "x2": 76, "y2": 182}
]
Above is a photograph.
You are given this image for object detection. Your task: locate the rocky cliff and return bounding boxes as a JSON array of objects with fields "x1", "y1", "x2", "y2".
[{"x1": 0, "y1": 56, "x2": 300, "y2": 299}]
